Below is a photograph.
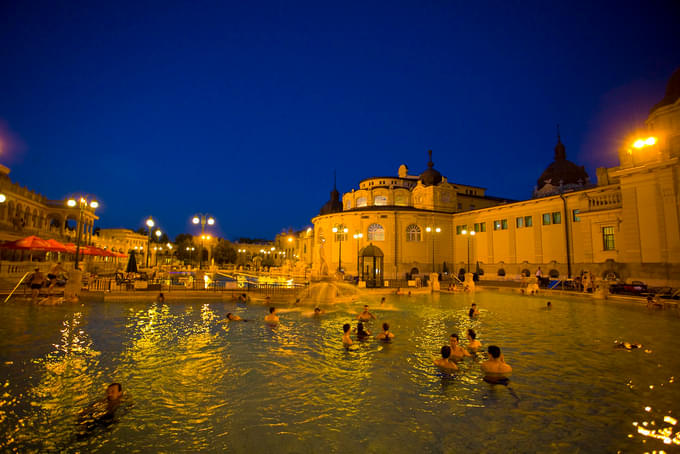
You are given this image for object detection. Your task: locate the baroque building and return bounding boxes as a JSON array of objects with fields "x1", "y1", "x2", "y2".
[{"x1": 311, "y1": 67, "x2": 680, "y2": 287}]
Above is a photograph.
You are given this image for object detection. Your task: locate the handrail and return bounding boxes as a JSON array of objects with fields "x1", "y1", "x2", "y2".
[{"x1": 4, "y1": 272, "x2": 31, "y2": 303}]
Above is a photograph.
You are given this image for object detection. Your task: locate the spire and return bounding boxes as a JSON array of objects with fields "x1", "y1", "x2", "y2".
[
  {"x1": 427, "y1": 149, "x2": 434, "y2": 169},
  {"x1": 554, "y1": 124, "x2": 566, "y2": 161}
]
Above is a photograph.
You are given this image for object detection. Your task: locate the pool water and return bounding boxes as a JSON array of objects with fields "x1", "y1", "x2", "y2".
[{"x1": 1, "y1": 292, "x2": 679, "y2": 452}]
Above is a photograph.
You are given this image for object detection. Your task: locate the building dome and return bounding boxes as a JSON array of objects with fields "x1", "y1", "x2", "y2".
[
  {"x1": 536, "y1": 132, "x2": 589, "y2": 194},
  {"x1": 419, "y1": 150, "x2": 442, "y2": 186},
  {"x1": 319, "y1": 179, "x2": 343, "y2": 216},
  {"x1": 650, "y1": 66, "x2": 680, "y2": 113}
]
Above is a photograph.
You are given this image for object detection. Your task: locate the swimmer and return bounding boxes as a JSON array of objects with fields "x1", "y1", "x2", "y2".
[
  {"x1": 342, "y1": 323, "x2": 352, "y2": 347},
  {"x1": 226, "y1": 312, "x2": 247, "y2": 322},
  {"x1": 156, "y1": 293, "x2": 165, "y2": 303},
  {"x1": 546, "y1": 301, "x2": 552, "y2": 309},
  {"x1": 449, "y1": 334, "x2": 472, "y2": 360},
  {"x1": 78, "y1": 383, "x2": 123, "y2": 427},
  {"x1": 265, "y1": 296, "x2": 271, "y2": 303},
  {"x1": 433, "y1": 345, "x2": 459, "y2": 371},
  {"x1": 380, "y1": 297, "x2": 386, "y2": 305},
  {"x1": 264, "y1": 307, "x2": 279, "y2": 324},
  {"x1": 468, "y1": 303, "x2": 480, "y2": 318},
  {"x1": 357, "y1": 305, "x2": 376, "y2": 321},
  {"x1": 313, "y1": 307, "x2": 325, "y2": 316},
  {"x1": 615, "y1": 341, "x2": 643, "y2": 350},
  {"x1": 481, "y1": 345, "x2": 512, "y2": 376},
  {"x1": 355, "y1": 322, "x2": 371, "y2": 339},
  {"x1": 466, "y1": 329, "x2": 482, "y2": 353},
  {"x1": 294, "y1": 298, "x2": 301, "y2": 305},
  {"x1": 27, "y1": 267, "x2": 45, "y2": 304},
  {"x1": 376, "y1": 322, "x2": 394, "y2": 341}
]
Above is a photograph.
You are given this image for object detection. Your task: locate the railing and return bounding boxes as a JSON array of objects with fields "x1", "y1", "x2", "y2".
[
  {"x1": 3, "y1": 272, "x2": 31, "y2": 303},
  {"x1": 587, "y1": 191, "x2": 622, "y2": 211}
]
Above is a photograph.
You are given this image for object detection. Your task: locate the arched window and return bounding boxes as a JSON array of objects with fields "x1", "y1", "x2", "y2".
[
  {"x1": 333, "y1": 224, "x2": 348, "y2": 241},
  {"x1": 345, "y1": 200, "x2": 352, "y2": 210},
  {"x1": 406, "y1": 224, "x2": 421, "y2": 242},
  {"x1": 367, "y1": 224, "x2": 385, "y2": 241},
  {"x1": 356, "y1": 197, "x2": 367, "y2": 207},
  {"x1": 374, "y1": 195, "x2": 387, "y2": 206}
]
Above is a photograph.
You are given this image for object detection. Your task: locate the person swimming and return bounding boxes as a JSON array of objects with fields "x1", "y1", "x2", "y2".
[
  {"x1": 77, "y1": 383, "x2": 124, "y2": 436},
  {"x1": 376, "y1": 322, "x2": 394, "y2": 341},
  {"x1": 356, "y1": 322, "x2": 371, "y2": 339},
  {"x1": 342, "y1": 323, "x2": 352, "y2": 347},
  {"x1": 468, "y1": 303, "x2": 480, "y2": 317},
  {"x1": 434, "y1": 345, "x2": 459, "y2": 371},
  {"x1": 466, "y1": 329, "x2": 482, "y2": 353},
  {"x1": 226, "y1": 312, "x2": 248, "y2": 322}
]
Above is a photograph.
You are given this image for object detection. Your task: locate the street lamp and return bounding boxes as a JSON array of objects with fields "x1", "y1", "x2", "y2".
[
  {"x1": 332, "y1": 226, "x2": 348, "y2": 273},
  {"x1": 353, "y1": 232, "x2": 363, "y2": 276},
  {"x1": 425, "y1": 226, "x2": 441, "y2": 273},
  {"x1": 627, "y1": 135, "x2": 658, "y2": 165},
  {"x1": 67, "y1": 197, "x2": 99, "y2": 270},
  {"x1": 186, "y1": 246, "x2": 195, "y2": 267},
  {"x1": 461, "y1": 229, "x2": 476, "y2": 273},
  {"x1": 144, "y1": 217, "x2": 156, "y2": 268},
  {"x1": 192, "y1": 214, "x2": 215, "y2": 270}
]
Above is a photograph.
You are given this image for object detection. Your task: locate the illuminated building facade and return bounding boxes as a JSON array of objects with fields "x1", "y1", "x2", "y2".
[{"x1": 312, "y1": 68, "x2": 680, "y2": 287}]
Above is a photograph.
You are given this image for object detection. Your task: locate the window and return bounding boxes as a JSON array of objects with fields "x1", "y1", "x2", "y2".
[
  {"x1": 357, "y1": 197, "x2": 367, "y2": 207},
  {"x1": 552, "y1": 212, "x2": 561, "y2": 224},
  {"x1": 542, "y1": 213, "x2": 551, "y2": 225},
  {"x1": 334, "y1": 224, "x2": 348, "y2": 241},
  {"x1": 525, "y1": 216, "x2": 533, "y2": 227},
  {"x1": 501, "y1": 219, "x2": 508, "y2": 230},
  {"x1": 345, "y1": 200, "x2": 352, "y2": 210},
  {"x1": 516, "y1": 217, "x2": 524, "y2": 228},
  {"x1": 367, "y1": 223, "x2": 385, "y2": 241},
  {"x1": 406, "y1": 224, "x2": 421, "y2": 242},
  {"x1": 374, "y1": 195, "x2": 387, "y2": 206},
  {"x1": 456, "y1": 225, "x2": 462, "y2": 235},
  {"x1": 602, "y1": 226, "x2": 615, "y2": 251},
  {"x1": 479, "y1": 222, "x2": 486, "y2": 232},
  {"x1": 493, "y1": 220, "x2": 501, "y2": 230},
  {"x1": 572, "y1": 209, "x2": 581, "y2": 222}
]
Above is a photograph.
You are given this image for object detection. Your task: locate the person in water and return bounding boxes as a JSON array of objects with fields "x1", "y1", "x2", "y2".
[
  {"x1": 313, "y1": 307, "x2": 325, "y2": 316},
  {"x1": 355, "y1": 322, "x2": 371, "y2": 339},
  {"x1": 27, "y1": 267, "x2": 45, "y2": 304},
  {"x1": 357, "y1": 305, "x2": 376, "y2": 321},
  {"x1": 546, "y1": 301, "x2": 552, "y2": 309},
  {"x1": 78, "y1": 383, "x2": 124, "y2": 428},
  {"x1": 380, "y1": 297, "x2": 386, "y2": 305},
  {"x1": 468, "y1": 303, "x2": 480, "y2": 317},
  {"x1": 376, "y1": 322, "x2": 394, "y2": 341},
  {"x1": 264, "y1": 307, "x2": 279, "y2": 324},
  {"x1": 466, "y1": 329, "x2": 482, "y2": 352},
  {"x1": 434, "y1": 345, "x2": 459, "y2": 371},
  {"x1": 227, "y1": 313, "x2": 247, "y2": 321},
  {"x1": 156, "y1": 293, "x2": 165, "y2": 303},
  {"x1": 342, "y1": 323, "x2": 352, "y2": 347},
  {"x1": 481, "y1": 345, "x2": 512, "y2": 376},
  {"x1": 615, "y1": 341, "x2": 642, "y2": 350},
  {"x1": 449, "y1": 333, "x2": 472, "y2": 360}
]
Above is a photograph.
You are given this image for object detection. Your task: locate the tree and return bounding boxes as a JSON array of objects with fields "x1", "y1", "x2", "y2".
[
  {"x1": 174, "y1": 233, "x2": 195, "y2": 263},
  {"x1": 136, "y1": 227, "x2": 148, "y2": 236},
  {"x1": 213, "y1": 240, "x2": 237, "y2": 265}
]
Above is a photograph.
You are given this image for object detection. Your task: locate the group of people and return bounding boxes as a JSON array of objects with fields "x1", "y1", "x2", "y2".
[{"x1": 26, "y1": 262, "x2": 78, "y2": 304}]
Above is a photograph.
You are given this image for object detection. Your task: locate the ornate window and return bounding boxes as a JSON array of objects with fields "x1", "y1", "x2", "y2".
[
  {"x1": 602, "y1": 226, "x2": 615, "y2": 251},
  {"x1": 374, "y1": 195, "x2": 388, "y2": 206},
  {"x1": 406, "y1": 224, "x2": 421, "y2": 242},
  {"x1": 357, "y1": 197, "x2": 367, "y2": 207},
  {"x1": 367, "y1": 223, "x2": 385, "y2": 241}
]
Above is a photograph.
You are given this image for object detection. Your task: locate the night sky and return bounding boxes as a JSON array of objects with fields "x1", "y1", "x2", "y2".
[{"x1": 1, "y1": 1, "x2": 678, "y2": 241}]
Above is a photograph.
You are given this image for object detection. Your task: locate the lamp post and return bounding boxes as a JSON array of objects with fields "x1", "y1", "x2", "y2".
[
  {"x1": 353, "y1": 232, "x2": 363, "y2": 277},
  {"x1": 186, "y1": 246, "x2": 195, "y2": 267},
  {"x1": 461, "y1": 229, "x2": 476, "y2": 273},
  {"x1": 425, "y1": 226, "x2": 441, "y2": 273},
  {"x1": 67, "y1": 197, "x2": 99, "y2": 270},
  {"x1": 192, "y1": 214, "x2": 215, "y2": 270},
  {"x1": 143, "y1": 217, "x2": 156, "y2": 268},
  {"x1": 332, "y1": 226, "x2": 348, "y2": 273},
  {"x1": 627, "y1": 135, "x2": 658, "y2": 166},
  {"x1": 154, "y1": 229, "x2": 162, "y2": 266}
]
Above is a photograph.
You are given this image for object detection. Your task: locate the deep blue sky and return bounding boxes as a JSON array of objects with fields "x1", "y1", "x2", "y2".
[{"x1": 1, "y1": 1, "x2": 678, "y2": 240}]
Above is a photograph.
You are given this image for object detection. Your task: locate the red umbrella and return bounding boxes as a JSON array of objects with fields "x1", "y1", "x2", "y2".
[
  {"x1": 0, "y1": 235, "x2": 54, "y2": 251},
  {"x1": 45, "y1": 238, "x2": 69, "y2": 253}
]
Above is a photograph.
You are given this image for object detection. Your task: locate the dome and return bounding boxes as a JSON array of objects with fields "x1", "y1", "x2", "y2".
[
  {"x1": 650, "y1": 66, "x2": 680, "y2": 113},
  {"x1": 419, "y1": 150, "x2": 442, "y2": 186},
  {"x1": 319, "y1": 187, "x2": 343, "y2": 215},
  {"x1": 536, "y1": 134, "x2": 589, "y2": 192}
]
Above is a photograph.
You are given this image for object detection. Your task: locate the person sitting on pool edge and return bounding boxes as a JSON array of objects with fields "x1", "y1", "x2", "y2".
[
  {"x1": 342, "y1": 323, "x2": 352, "y2": 347},
  {"x1": 376, "y1": 322, "x2": 394, "y2": 341},
  {"x1": 264, "y1": 307, "x2": 279, "y2": 324},
  {"x1": 449, "y1": 333, "x2": 472, "y2": 360},
  {"x1": 355, "y1": 322, "x2": 371, "y2": 339},
  {"x1": 357, "y1": 305, "x2": 376, "y2": 321},
  {"x1": 434, "y1": 345, "x2": 459, "y2": 371},
  {"x1": 466, "y1": 329, "x2": 482, "y2": 353},
  {"x1": 481, "y1": 345, "x2": 512, "y2": 376}
]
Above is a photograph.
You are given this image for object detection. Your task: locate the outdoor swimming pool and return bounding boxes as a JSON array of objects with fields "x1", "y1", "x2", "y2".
[{"x1": 1, "y1": 292, "x2": 679, "y2": 452}]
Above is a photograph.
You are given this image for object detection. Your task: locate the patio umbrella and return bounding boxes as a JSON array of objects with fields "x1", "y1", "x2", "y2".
[
  {"x1": 45, "y1": 238, "x2": 69, "y2": 253},
  {"x1": 0, "y1": 235, "x2": 54, "y2": 251},
  {"x1": 126, "y1": 250, "x2": 138, "y2": 273}
]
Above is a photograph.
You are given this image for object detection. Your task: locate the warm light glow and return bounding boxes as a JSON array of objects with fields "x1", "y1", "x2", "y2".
[
  {"x1": 155, "y1": 230, "x2": 162, "y2": 237},
  {"x1": 67, "y1": 199, "x2": 76, "y2": 207},
  {"x1": 146, "y1": 218, "x2": 155, "y2": 228},
  {"x1": 435, "y1": 227, "x2": 441, "y2": 233},
  {"x1": 353, "y1": 233, "x2": 363, "y2": 239},
  {"x1": 645, "y1": 137, "x2": 657, "y2": 146},
  {"x1": 80, "y1": 197, "x2": 86, "y2": 204},
  {"x1": 90, "y1": 200, "x2": 99, "y2": 209},
  {"x1": 271, "y1": 247, "x2": 275, "y2": 251},
  {"x1": 343, "y1": 228, "x2": 348, "y2": 233},
  {"x1": 192, "y1": 217, "x2": 200, "y2": 224},
  {"x1": 288, "y1": 237, "x2": 293, "y2": 242},
  {"x1": 332, "y1": 227, "x2": 338, "y2": 233},
  {"x1": 0, "y1": 193, "x2": 6, "y2": 203},
  {"x1": 167, "y1": 243, "x2": 173, "y2": 249},
  {"x1": 633, "y1": 136, "x2": 658, "y2": 149},
  {"x1": 462, "y1": 229, "x2": 467, "y2": 235},
  {"x1": 470, "y1": 230, "x2": 476, "y2": 236},
  {"x1": 207, "y1": 217, "x2": 215, "y2": 225},
  {"x1": 206, "y1": 235, "x2": 211, "y2": 240},
  {"x1": 426, "y1": 227, "x2": 432, "y2": 232}
]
